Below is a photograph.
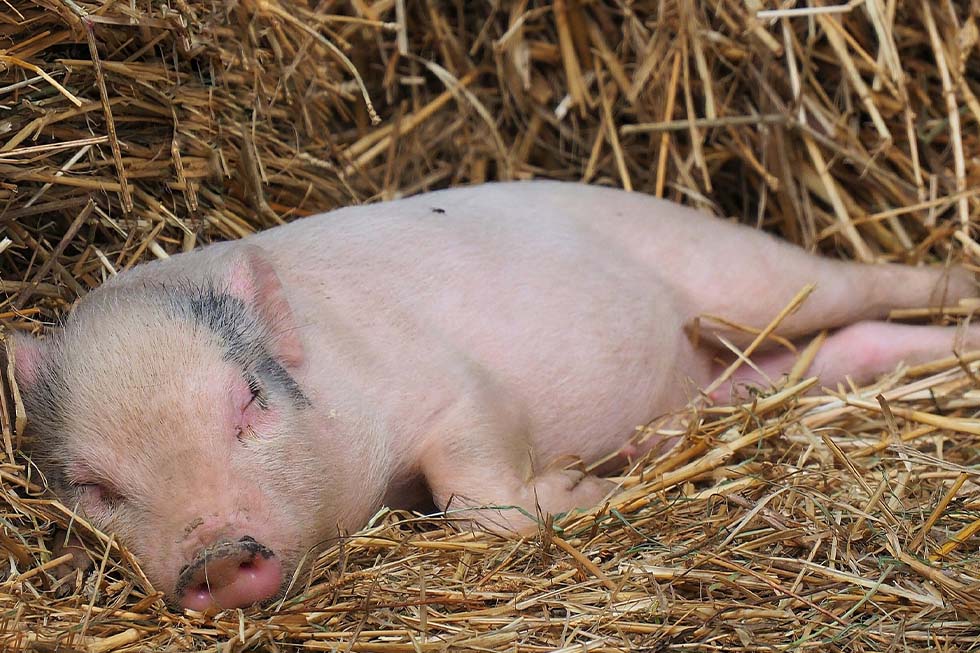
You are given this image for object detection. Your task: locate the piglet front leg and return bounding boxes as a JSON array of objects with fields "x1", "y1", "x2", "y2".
[
  {"x1": 416, "y1": 384, "x2": 615, "y2": 533},
  {"x1": 425, "y1": 448, "x2": 615, "y2": 534}
]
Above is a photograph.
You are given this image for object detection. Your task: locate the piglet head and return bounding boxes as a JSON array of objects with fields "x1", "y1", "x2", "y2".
[{"x1": 12, "y1": 246, "x2": 342, "y2": 612}]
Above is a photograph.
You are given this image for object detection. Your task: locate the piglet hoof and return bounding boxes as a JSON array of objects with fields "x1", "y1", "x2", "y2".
[
  {"x1": 943, "y1": 265, "x2": 980, "y2": 303},
  {"x1": 175, "y1": 536, "x2": 282, "y2": 612},
  {"x1": 537, "y1": 469, "x2": 617, "y2": 510}
]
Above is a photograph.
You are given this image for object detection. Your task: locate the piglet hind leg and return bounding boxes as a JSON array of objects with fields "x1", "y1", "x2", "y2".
[
  {"x1": 695, "y1": 255, "x2": 975, "y2": 347},
  {"x1": 626, "y1": 207, "x2": 975, "y2": 344},
  {"x1": 719, "y1": 321, "x2": 980, "y2": 397},
  {"x1": 586, "y1": 186, "x2": 973, "y2": 345}
]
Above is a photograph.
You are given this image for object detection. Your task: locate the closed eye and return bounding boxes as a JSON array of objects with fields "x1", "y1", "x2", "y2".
[
  {"x1": 73, "y1": 481, "x2": 125, "y2": 511},
  {"x1": 236, "y1": 373, "x2": 268, "y2": 443}
]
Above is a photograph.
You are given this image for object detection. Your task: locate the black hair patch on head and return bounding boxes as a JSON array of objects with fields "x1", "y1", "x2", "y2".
[
  {"x1": 169, "y1": 285, "x2": 310, "y2": 409},
  {"x1": 182, "y1": 287, "x2": 254, "y2": 357}
]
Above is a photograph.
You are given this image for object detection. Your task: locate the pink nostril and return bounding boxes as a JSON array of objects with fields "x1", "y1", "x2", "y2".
[{"x1": 178, "y1": 542, "x2": 283, "y2": 612}]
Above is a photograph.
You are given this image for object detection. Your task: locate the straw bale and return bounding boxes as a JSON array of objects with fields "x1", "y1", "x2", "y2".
[{"x1": 2, "y1": 0, "x2": 980, "y2": 650}]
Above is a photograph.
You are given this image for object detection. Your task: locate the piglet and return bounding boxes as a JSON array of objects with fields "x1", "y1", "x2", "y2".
[{"x1": 9, "y1": 181, "x2": 975, "y2": 612}]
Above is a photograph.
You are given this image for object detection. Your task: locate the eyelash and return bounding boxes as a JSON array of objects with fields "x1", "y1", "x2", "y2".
[
  {"x1": 244, "y1": 374, "x2": 266, "y2": 410},
  {"x1": 237, "y1": 374, "x2": 267, "y2": 443}
]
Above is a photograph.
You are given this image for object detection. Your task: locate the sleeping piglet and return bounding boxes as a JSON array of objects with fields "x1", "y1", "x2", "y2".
[{"x1": 8, "y1": 181, "x2": 976, "y2": 612}]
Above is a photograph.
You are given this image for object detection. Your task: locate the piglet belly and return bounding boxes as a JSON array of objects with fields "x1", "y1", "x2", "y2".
[{"x1": 425, "y1": 265, "x2": 705, "y2": 468}]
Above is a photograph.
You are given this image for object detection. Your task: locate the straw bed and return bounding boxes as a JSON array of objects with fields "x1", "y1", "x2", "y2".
[{"x1": 2, "y1": 0, "x2": 980, "y2": 650}]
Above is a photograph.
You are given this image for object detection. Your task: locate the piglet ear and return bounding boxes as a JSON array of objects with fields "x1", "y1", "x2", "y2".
[
  {"x1": 3, "y1": 332, "x2": 45, "y2": 441},
  {"x1": 5, "y1": 331, "x2": 47, "y2": 390},
  {"x1": 223, "y1": 245, "x2": 304, "y2": 368}
]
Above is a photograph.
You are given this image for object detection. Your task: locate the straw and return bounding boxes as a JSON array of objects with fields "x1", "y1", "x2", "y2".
[{"x1": 2, "y1": 1, "x2": 980, "y2": 650}]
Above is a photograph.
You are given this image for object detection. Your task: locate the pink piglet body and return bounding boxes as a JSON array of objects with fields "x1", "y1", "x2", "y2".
[{"x1": 12, "y1": 181, "x2": 974, "y2": 611}]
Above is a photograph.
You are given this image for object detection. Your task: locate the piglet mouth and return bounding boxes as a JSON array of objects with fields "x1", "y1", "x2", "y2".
[{"x1": 174, "y1": 536, "x2": 283, "y2": 612}]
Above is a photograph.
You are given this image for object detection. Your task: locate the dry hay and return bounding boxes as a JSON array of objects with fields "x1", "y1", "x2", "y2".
[{"x1": 2, "y1": 0, "x2": 980, "y2": 650}]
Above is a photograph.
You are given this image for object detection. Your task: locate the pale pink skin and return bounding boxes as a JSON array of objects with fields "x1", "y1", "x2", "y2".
[{"x1": 11, "y1": 181, "x2": 976, "y2": 611}]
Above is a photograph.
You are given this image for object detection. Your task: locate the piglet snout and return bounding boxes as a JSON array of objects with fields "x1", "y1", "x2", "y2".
[{"x1": 176, "y1": 536, "x2": 282, "y2": 611}]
